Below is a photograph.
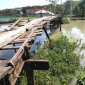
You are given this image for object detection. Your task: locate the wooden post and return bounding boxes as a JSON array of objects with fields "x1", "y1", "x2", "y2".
[
  {"x1": 60, "y1": 22, "x2": 61, "y2": 31},
  {"x1": 24, "y1": 46, "x2": 30, "y2": 60},
  {"x1": 24, "y1": 59, "x2": 49, "y2": 85},
  {"x1": 50, "y1": 22, "x2": 52, "y2": 31},
  {"x1": 24, "y1": 62, "x2": 35, "y2": 85},
  {"x1": 13, "y1": 43, "x2": 17, "y2": 53},
  {"x1": 59, "y1": 17, "x2": 62, "y2": 31},
  {"x1": 42, "y1": 26, "x2": 51, "y2": 43}
]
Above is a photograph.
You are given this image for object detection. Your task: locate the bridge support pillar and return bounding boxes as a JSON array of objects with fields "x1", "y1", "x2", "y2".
[{"x1": 24, "y1": 59, "x2": 49, "y2": 85}]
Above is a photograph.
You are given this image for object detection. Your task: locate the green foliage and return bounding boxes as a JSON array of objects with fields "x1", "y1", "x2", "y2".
[
  {"x1": 76, "y1": 68, "x2": 85, "y2": 85},
  {"x1": 32, "y1": 35, "x2": 79, "y2": 85},
  {"x1": 10, "y1": 18, "x2": 17, "y2": 21},
  {"x1": 19, "y1": 70, "x2": 28, "y2": 85},
  {"x1": 62, "y1": 17, "x2": 70, "y2": 24}
]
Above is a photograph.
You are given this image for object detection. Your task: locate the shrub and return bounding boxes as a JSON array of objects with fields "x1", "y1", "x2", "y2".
[{"x1": 32, "y1": 35, "x2": 79, "y2": 85}]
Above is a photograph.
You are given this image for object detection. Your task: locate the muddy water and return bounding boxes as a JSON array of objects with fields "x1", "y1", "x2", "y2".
[{"x1": 62, "y1": 20, "x2": 85, "y2": 85}]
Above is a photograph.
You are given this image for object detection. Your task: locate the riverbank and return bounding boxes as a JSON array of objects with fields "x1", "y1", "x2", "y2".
[
  {"x1": 49, "y1": 20, "x2": 85, "y2": 85},
  {"x1": 0, "y1": 16, "x2": 36, "y2": 24}
]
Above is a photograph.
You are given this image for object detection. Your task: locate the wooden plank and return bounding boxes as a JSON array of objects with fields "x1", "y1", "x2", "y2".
[
  {"x1": 20, "y1": 19, "x2": 29, "y2": 22},
  {"x1": 34, "y1": 29, "x2": 43, "y2": 33},
  {"x1": 8, "y1": 28, "x2": 35, "y2": 66},
  {"x1": 0, "y1": 16, "x2": 51, "y2": 48},
  {"x1": 33, "y1": 32, "x2": 42, "y2": 35},
  {"x1": 0, "y1": 33, "x2": 22, "y2": 48},
  {"x1": 9, "y1": 57, "x2": 25, "y2": 85},
  {"x1": 0, "y1": 46, "x2": 21, "y2": 50},
  {"x1": 10, "y1": 36, "x2": 36, "y2": 44},
  {"x1": 17, "y1": 22, "x2": 28, "y2": 26},
  {"x1": 6, "y1": 18, "x2": 22, "y2": 31},
  {"x1": 0, "y1": 66, "x2": 12, "y2": 80}
]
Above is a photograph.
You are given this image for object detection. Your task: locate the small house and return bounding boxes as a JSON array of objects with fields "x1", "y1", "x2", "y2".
[{"x1": 35, "y1": 9, "x2": 55, "y2": 18}]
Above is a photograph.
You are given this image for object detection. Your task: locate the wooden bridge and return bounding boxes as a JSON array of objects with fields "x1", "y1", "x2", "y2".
[{"x1": 0, "y1": 15, "x2": 61, "y2": 85}]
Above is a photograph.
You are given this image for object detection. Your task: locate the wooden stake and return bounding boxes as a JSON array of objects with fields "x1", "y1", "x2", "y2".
[
  {"x1": 42, "y1": 26, "x2": 51, "y2": 43},
  {"x1": 60, "y1": 23, "x2": 61, "y2": 31}
]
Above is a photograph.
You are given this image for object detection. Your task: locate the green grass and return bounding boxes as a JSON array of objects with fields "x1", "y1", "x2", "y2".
[{"x1": 0, "y1": 16, "x2": 36, "y2": 21}]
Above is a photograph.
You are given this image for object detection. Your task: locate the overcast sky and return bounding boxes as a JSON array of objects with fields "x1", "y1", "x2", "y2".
[{"x1": 0, "y1": 0, "x2": 67, "y2": 10}]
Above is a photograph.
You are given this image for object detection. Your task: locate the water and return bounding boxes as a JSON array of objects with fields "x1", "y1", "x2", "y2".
[
  {"x1": 0, "y1": 24, "x2": 9, "y2": 31},
  {"x1": 61, "y1": 20, "x2": 85, "y2": 85},
  {"x1": 62, "y1": 20, "x2": 85, "y2": 66},
  {"x1": 0, "y1": 18, "x2": 10, "y2": 22},
  {"x1": 0, "y1": 24, "x2": 51, "y2": 59},
  {"x1": 30, "y1": 29, "x2": 50, "y2": 53}
]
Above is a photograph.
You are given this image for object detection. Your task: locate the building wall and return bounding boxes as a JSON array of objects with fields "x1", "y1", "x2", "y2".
[
  {"x1": 26, "y1": 8, "x2": 44, "y2": 15},
  {"x1": 36, "y1": 13, "x2": 51, "y2": 18}
]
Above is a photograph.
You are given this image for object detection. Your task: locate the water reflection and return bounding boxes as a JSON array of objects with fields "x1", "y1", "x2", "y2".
[
  {"x1": 62, "y1": 21, "x2": 85, "y2": 67},
  {"x1": 62, "y1": 27, "x2": 85, "y2": 42},
  {"x1": 30, "y1": 29, "x2": 50, "y2": 53}
]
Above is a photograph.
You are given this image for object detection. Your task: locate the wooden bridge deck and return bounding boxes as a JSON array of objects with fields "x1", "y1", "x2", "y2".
[{"x1": 0, "y1": 15, "x2": 61, "y2": 85}]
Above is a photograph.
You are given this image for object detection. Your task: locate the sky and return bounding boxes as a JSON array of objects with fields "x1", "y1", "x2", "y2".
[{"x1": 0, "y1": 0, "x2": 66, "y2": 10}]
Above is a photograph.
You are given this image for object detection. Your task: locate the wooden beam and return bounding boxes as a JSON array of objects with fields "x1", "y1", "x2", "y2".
[
  {"x1": 6, "y1": 18, "x2": 23, "y2": 31},
  {"x1": 33, "y1": 32, "x2": 42, "y2": 36},
  {"x1": 8, "y1": 56, "x2": 25, "y2": 85},
  {"x1": 8, "y1": 28, "x2": 35, "y2": 66},
  {"x1": 26, "y1": 59, "x2": 49, "y2": 70},
  {"x1": 10, "y1": 36, "x2": 36, "y2": 44},
  {"x1": 34, "y1": 29, "x2": 42, "y2": 33},
  {"x1": 0, "y1": 46, "x2": 21, "y2": 50}
]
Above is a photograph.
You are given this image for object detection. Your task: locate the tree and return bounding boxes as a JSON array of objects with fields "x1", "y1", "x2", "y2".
[
  {"x1": 78, "y1": 0, "x2": 85, "y2": 17},
  {"x1": 21, "y1": 7, "x2": 27, "y2": 16},
  {"x1": 46, "y1": 0, "x2": 59, "y2": 13}
]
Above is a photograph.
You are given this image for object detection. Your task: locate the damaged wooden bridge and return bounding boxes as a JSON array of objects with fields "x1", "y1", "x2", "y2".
[{"x1": 0, "y1": 15, "x2": 61, "y2": 85}]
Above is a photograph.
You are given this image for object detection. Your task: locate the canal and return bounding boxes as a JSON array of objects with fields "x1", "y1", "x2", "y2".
[{"x1": 62, "y1": 20, "x2": 85, "y2": 85}]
